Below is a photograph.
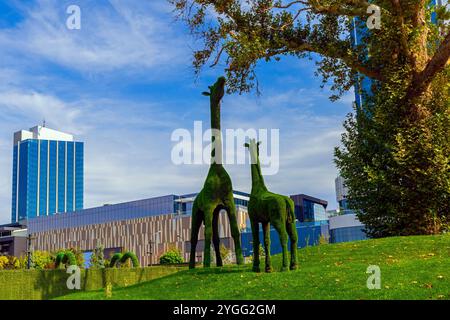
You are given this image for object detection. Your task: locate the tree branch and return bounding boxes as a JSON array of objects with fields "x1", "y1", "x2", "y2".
[{"x1": 406, "y1": 31, "x2": 450, "y2": 100}]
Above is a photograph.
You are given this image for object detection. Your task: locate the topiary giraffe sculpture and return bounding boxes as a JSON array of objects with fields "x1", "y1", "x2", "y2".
[
  {"x1": 189, "y1": 76, "x2": 244, "y2": 269},
  {"x1": 245, "y1": 139, "x2": 298, "y2": 272}
]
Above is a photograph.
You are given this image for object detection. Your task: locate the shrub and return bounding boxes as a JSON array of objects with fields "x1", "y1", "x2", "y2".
[
  {"x1": 0, "y1": 256, "x2": 8, "y2": 269},
  {"x1": 31, "y1": 251, "x2": 53, "y2": 270},
  {"x1": 318, "y1": 235, "x2": 329, "y2": 245},
  {"x1": 249, "y1": 244, "x2": 266, "y2": 263},
  {"x1": 68, "y1": 247, "x2": 85, "y2": 267},
  {"x1": 220, "y1": 244, "x2": 231, "y2": 264},
  {"x1": 89, "y1": 245, "x2": 106, "y2": 269},
  {"x1": 159, "y1": 248, "x2": 184, "y2": 265}
]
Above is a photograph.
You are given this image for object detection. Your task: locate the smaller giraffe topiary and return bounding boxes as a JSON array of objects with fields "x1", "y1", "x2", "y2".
[{"x1": 245, "y1": 139, "x2": 298, "y2": 272}]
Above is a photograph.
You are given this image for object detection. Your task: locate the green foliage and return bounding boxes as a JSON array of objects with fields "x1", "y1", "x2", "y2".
[
  {"x1": 248, "y1": 244, "x2": 265, "y2": 263},
  {"x1": 335, "y1": 72, "x2": 450, "y2": 237},
  {"x1": 159, "y1": 248, "x2": 184, "y2": 265},
  {"x1": 219, "y1": 244, "x2": 231, "y2": 264},
  {"x1": 31, "y1": 251, "x2": 54, "y2": 270},
  {"x1": 68, "y1": 247, "x2": 85, "y2": 267},
  {"x1": 317, "y1": 235, "x2": 329, "y2": 246},
  {"x1": 0, "y1": 255, "x2": 20, "y2": 270},
  {"x1": 90, "y1": 245, "x2": 106, "y2": 269}
]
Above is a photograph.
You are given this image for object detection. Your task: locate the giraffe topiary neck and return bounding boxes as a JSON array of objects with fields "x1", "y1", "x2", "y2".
[
  {"x1": 251, "y1": 158, "x2": 267, "y2": 193},
  {"x1": 210, "y1": 98, "x2": 223, "y2": 165}
]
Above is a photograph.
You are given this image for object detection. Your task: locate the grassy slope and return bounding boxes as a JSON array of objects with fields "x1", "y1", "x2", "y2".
[{"x1": 57, "y1": 234, "x2": 450, "y2": 300}]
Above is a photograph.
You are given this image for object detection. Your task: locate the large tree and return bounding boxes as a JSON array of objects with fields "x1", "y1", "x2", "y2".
[{"x1": 171, "y1": 0, "x2": 450, "y2": 237}]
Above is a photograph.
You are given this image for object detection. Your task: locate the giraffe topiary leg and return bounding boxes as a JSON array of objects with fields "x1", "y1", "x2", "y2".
[
  {"x1": 212, "y1": 211, "x2": 223, "y2": 267},
  {"x1": 250, "y1": 218, "x2": 260, "y2": 272},
  {"x1": 286, "y1": 221, "x2": 298, "y2": 270},
  {"x1": 224, "y1": 195, "x2": 244, "y2": 265},
  {"x1": 189, "y1": 203, "x2": 203, "y2": 269},
  {"x1": 262, "y1": 222, "x2": 273, "y2": 273},
  {"x1": 272, "y1": 219, "x2": 289, "y2": 271},
  {"x1": 203, "y1": 207, "x2": 214, "y2": 268}
]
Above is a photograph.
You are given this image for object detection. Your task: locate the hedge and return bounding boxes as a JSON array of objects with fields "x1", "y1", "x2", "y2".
[{"x1": 0, "y1": 266, "x2": 184, "y2": 300}]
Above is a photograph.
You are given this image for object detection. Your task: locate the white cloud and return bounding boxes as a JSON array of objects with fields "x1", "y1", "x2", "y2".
[{"x1": 0, "y1": 0, "x2": 189, "y2": 75}]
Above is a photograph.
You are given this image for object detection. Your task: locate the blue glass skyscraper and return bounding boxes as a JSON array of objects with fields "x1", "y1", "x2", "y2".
[{"x1": 11, "y1": 126, "x2": 84, "y2": 223}]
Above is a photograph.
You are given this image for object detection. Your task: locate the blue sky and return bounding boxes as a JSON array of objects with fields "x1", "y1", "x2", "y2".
[{"x1": 0, "y1": 0, "x2": 355, "y2": 224}]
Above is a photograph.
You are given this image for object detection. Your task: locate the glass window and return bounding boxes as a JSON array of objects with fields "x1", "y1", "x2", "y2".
[
  {"x1": 39, "y1": 140, "x2": 48, "y2": 216},
  {"x1": 66, "y1": 142, "x2": 74, "y2": 212},
  {"x1": 48, "y1": 141, "x2": 57, "y2": 215},
  {"x1": 57, "y1": 141, "x2": 66, "y2": 212}
]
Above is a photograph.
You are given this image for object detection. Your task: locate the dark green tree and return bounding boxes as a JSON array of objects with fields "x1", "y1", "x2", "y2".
[{"x1": 172, "y1": 0, "x2": 450, "y2": 236}]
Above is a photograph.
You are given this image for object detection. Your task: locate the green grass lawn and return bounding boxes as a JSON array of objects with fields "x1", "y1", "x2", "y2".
[{"x1": 57, "y1": 234, "x2": 450, "y2": 300}]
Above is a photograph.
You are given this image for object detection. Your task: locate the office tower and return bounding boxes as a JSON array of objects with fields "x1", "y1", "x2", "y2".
[{"x1": 11, "y1": 126, "x2": 84, "y2": 222}]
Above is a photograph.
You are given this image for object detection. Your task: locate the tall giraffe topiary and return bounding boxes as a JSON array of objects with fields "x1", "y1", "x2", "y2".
[
  {"x1": 245, "y1": 139, "x2": 298, "y2": 272},
  {"x1": 189, "y1": 76, "x2": 244, "y2": 269}
]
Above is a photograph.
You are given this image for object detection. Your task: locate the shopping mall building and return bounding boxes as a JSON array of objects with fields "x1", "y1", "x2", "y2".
[{"x1": 1, "y1": 190, "x2": 346, "y2": 266}]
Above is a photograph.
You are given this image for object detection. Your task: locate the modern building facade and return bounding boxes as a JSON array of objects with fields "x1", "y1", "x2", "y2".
[
  {"x1": 28, "y1": 191, "x2": 249, "y2": 266},
  {"x1": 25, "y1": 191, "x2": 334, "y2": 265},
  {"x1": 11, "y1": 126, "x2": 84, "y2": 223},
  {"x1": 0, "y1": 223, "x2": 27, "y2": 257},
  {"x1": 290, "y1": 194, "x2": 328, "y2": 222},
  {"x1": 331, "y1": 176, "x2": 367, "y2": 242},
  {"x1": 335, "y1": 176, "x2": 354, "y2": 215},
  {"x1": 329, "y1": 214, "x2": 366, "y2": 243}
]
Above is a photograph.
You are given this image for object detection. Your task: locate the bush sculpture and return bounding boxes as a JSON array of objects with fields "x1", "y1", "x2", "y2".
[
  {"x1": 55, "y1": 251, "x2": 77, "y2": 269},
  {"x1": 189, "y1": 76, "x2": 244, "y2": 269},
  {"x1": 245, "y1": 139, "x2": 298, "y2": 272},
  {"x1": 109, "y1": 252, "x2": 140, "y2": 268}
]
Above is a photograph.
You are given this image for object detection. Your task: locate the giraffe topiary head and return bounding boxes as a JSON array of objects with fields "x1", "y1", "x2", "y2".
[
  {"x1": 244, "y1": 138, "x2": 261, "y2": 164},
  {"x1": 202, "y1": 76, "x2": 226, "y2": 105}
]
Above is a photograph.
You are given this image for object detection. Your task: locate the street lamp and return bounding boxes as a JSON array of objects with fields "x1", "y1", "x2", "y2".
[
  {"x1": 147, "y1": 230, "x2": 162, "y2": 267},
  {"x1": 26, "y1": 233, "x2": 36, "y2": 269}
]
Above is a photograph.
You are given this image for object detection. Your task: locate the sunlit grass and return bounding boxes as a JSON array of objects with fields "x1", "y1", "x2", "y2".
[{"x1": 56, "y1": 234, "x2": 450, "y2": 300}]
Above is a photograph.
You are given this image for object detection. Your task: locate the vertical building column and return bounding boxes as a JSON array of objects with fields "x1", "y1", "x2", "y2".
[
  {"x1": 15, "y1": 144, "x2": 20, "y2": 222},
  {"x1": 37, "y1": 139, "x2": 40, "y2": 217},
  {"x1": 47, "y1": 140, "x2": 50, "y2": 216},
  {"x1": 65, "y1": 141, "x2": 68, "y2": 212},
  {"x1": 56, "y1": 141, "x2": 58, "y2": 213}
]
